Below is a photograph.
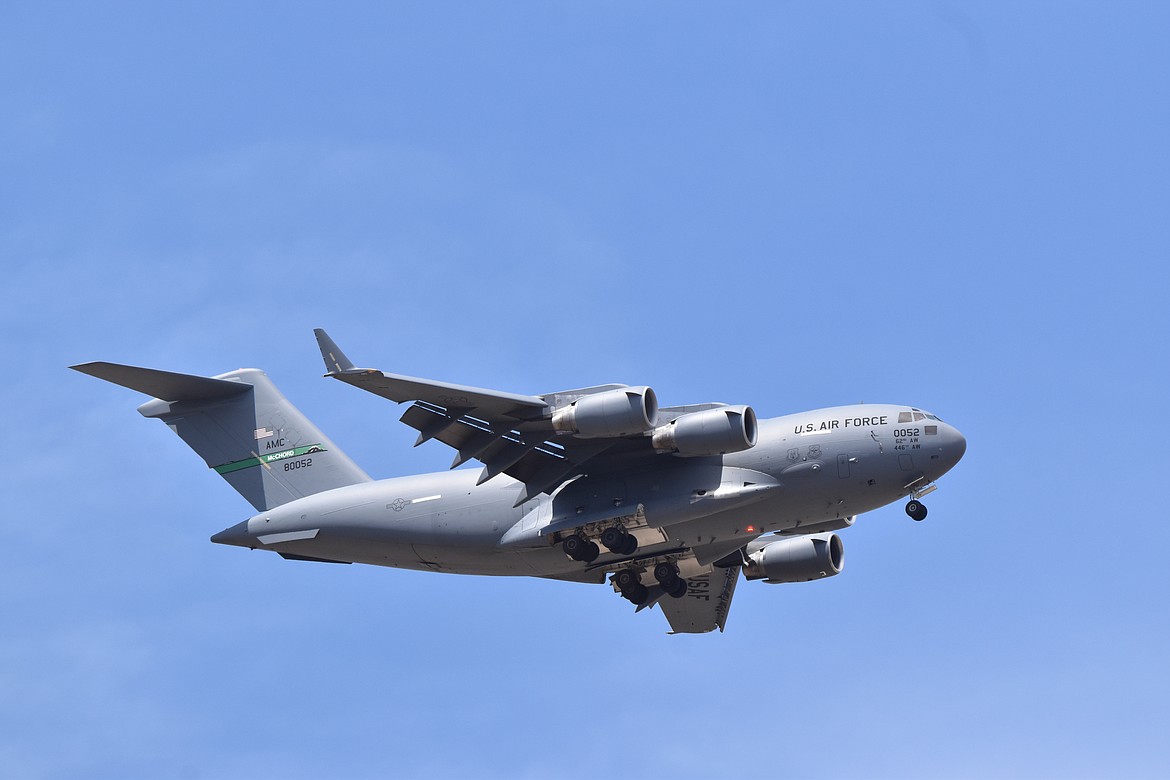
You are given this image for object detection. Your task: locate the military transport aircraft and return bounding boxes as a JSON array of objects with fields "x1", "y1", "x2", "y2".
[{"x1": 72, "y1": 329, "x2": 966, "y2": 633}]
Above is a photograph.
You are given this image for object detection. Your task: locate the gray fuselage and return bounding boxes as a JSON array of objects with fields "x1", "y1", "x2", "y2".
[{"x1": 212, "y1": 403, "x2": 967, "y2": 583}]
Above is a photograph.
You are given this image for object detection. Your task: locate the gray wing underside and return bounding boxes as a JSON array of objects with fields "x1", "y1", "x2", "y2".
[
  {"x1": 655, "y1": 566, "x2": 742, "y2": 634},
  {"x1": 316, "y1": 329, "x2": 744, "y2": 632},
  {"x1": 314, "y1": 329, "x2": 633, "y2": 504}
]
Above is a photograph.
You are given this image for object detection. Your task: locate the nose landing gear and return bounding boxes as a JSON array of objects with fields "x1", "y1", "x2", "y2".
[{"x1": 903, "y1": 477, "x2": 937, "y2": 522}]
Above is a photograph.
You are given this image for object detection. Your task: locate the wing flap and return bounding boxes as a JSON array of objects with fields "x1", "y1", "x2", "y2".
[
  {"x1": 398, "y1": 400, "x2": 605, "y2": 501},
  {"x1": 399, "y1": 404, "x2": 491, "y2": 452},
  {"x1": 477, "y1": 442, "x2": 534, "y2": 485},
  {"x1": 314, "y1": 329, "x2": 639, "y2": 503}
]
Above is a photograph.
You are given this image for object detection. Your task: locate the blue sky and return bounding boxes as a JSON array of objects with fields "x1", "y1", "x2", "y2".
[{"x1": 2, "y1": 2, "x2": 1168, "y2": 778}]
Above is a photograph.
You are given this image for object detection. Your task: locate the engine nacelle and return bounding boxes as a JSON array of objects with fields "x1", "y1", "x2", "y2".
[
  {"x1": 551, "y1": 386, "x2": 658, "y2": 438},
  {"x1": 651, "y1": 405, "x2": 757, "y2": 457},
  {"x1": 743, "y1": 533, "x2": 844, "y2": 583}
]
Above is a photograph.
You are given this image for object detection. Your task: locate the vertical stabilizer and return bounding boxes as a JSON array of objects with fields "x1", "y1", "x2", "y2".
[{"x1": 71, "y1": 362, "x2": 371, "y2": 512}]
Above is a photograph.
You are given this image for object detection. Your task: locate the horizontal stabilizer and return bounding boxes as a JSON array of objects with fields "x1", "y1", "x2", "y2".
[
  {"x1": 70, "y1": 362, "x2": 252, "y2": 402},
  {"x1": 73, "y1": 361, "x2": 371, "y2": 512}
]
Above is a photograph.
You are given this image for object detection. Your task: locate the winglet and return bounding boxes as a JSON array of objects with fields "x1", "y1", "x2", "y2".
[{"x1": 314, "y1": 328, "x2": 357, "y2": 375}]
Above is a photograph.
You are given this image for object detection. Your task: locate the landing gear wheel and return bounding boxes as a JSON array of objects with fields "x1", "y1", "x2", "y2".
[
  {"x1": 563, "y1": 535, "x2": 600, "y2": 562},
  {"x1": 653, "y1": 562, "x2": 679, "y2": 585},
  {"x1": 622, "y1": 582, "x2": 649, "y2": 605},
  {"x1": 600, "y1": 526, "x2": 629, "y2": 553},
  {"x1": 615, "y1": 569, "x2": 648, "y2": 605},
  {"x1": 621, "y1": 535, "x2": 638, "y2": 556},
  {"x1": 906, "y1": 500, "x2": 928, "y2": 521},
  {"x1": 666, "y1": 576, "x2": 689, "y2": 599},
  {"x1": 614, "y1": 569, "x2": 641, "y2": 591},
  {"x1": 562, "y1": 534, "x2": 586, "y2": 560}
]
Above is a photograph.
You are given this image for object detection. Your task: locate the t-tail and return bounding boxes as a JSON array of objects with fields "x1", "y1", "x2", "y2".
[{"x1": 70, "y1": 362, "x2": 371, "y2": 512}]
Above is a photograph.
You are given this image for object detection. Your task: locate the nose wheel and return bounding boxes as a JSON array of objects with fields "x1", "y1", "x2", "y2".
[{"x1": 902, "y1": 477, "x2": 937, "y2": 522}]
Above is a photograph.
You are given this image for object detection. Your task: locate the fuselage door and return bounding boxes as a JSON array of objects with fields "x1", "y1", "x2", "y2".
[{"x1": 837, "y1": 454, "x2": 851, "y2": 479}]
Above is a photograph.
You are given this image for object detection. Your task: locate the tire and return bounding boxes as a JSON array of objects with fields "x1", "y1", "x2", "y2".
[
  {"x1": 615, "y1": 569, "x2": 640, "y2": 590},
  {"x1": 562, "y1": 534, "x2": 585, "y2": 560},
  {"x1": 624, "y1": 582, "x2": 649, "y2": 605},
  {"x1": 654, "y1": 562, "x2": 677, "y2": 585},
  {"x1": 600, "y1": 526, "x2": 627, "y2": 552}
]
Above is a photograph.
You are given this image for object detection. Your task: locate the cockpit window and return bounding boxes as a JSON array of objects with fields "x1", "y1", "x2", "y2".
[{"x1": 902, "y1": 409, "x2": 944, "y2": 423}]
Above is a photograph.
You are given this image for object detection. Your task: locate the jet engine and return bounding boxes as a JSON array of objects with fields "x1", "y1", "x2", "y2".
[
  {"x1": 743, "y1": 533, "x2": 844, "y2": 583},
  {"x1": 651, "y1": 405, "x2": 757, "y2": 456},
  {"x1": 551, "y1": 386, "x2": 658, "y2": 438}
]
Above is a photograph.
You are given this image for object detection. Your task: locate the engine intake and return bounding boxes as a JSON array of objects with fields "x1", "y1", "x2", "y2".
[
  {"x1": 551, "y1": 386, "x2": 658, "y2": 438},
  {"x1": 652, "y1": 405, "x2": 757, "y2": 457},
  {"x1": 743, "y1": 533, "x2": 844, "y2": 583}
]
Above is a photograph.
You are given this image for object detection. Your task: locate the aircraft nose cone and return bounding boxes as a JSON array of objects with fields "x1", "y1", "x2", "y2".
[
  {"x1": 942, "y1": 424, "x2": 967, "y2": 471},
  {"x1": 210, "y1": 519, "x2": 254, "y2": 548}
]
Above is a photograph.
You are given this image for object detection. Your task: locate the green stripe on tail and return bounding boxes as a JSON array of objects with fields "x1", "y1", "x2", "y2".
[{"x1": 214, "y1": 445, "x2": 327, "y2": 475}]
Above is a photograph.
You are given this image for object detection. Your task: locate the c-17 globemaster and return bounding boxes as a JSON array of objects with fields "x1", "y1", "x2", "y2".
[{"x1": 72, "y1": 329, "x2": 966, "y2": 633}]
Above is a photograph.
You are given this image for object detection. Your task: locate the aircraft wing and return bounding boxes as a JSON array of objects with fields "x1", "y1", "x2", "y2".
[
  {"x1": 653, "y1": 565, "x2": 741, "y2": 634},
  {"x1": 315, "y1": 329, "x2": 549, "y2": 418},
  {"x1": 314, "y1": 329, "x2": 629, "y2": 505}
]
